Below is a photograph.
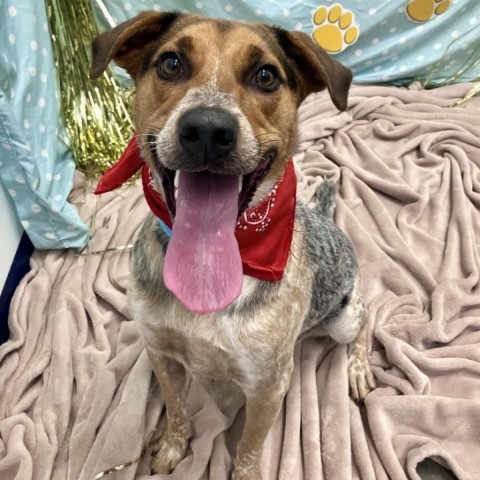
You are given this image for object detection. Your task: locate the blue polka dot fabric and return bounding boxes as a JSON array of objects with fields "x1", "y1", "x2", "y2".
[{"x1": 0, "y1": 1, "x2": 89, "y2": 249}]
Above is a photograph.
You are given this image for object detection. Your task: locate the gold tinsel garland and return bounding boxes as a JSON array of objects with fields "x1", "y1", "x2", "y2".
[{"x1": 46, "y1": 0, "x2": 133, "y2": 177}]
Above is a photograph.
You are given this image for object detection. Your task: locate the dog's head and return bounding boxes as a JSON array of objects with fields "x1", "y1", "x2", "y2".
[
  {"x1": 90, "y1": 11, "x2": 351, "y2": 215},
  {"x1": 91, "y1": 12, "x2": 352, "y2": 313}
]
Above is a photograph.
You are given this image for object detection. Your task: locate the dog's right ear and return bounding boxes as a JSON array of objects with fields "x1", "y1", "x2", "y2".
[{"x1": 90, "y1": 11, "x2": 182, "y2": 80}]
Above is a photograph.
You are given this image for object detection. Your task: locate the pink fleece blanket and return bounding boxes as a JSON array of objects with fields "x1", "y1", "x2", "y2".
[{"x1": 1, "y1": 82, "x2": 479, "y2": 480}]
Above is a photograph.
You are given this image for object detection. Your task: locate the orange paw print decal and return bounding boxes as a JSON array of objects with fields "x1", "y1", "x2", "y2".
[
  {"x1": 312, "y1": 4, "x2": 359, "y2": 54},
  {"x1": 406, "y1": 0, "x2": 451, "y2": 23}
]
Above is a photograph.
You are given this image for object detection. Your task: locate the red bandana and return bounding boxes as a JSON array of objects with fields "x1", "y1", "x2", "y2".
[{"x1": 95, "y1": 135, "x2": 297, "y2": 281}]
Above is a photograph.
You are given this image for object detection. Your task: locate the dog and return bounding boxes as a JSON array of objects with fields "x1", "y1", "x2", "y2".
[{"x1": 90, "y1": 11, "x2": 375, "y2": 480}]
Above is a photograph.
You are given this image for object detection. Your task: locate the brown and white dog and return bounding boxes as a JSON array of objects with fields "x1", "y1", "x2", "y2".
[{"x1": 91, "y1": 12, "x2": 375, "y2": 480}]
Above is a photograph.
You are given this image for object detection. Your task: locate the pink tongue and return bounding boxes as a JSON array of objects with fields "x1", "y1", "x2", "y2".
[{"x1": 163, "y1": 171, "x2": 243, "y2": 314}]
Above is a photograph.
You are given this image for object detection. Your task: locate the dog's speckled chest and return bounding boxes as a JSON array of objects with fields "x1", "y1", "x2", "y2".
[{"x1": 129, "y1": 216, "x2": 313, "y2": 392}]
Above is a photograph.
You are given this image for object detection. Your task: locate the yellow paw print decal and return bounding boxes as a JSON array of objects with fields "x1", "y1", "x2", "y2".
[
  {"x1": 406, "y1": 0, "x2": 451, "y2": 23},
  {"x1": 312, "y1": 4, "x2": 359, "y2": 54}
]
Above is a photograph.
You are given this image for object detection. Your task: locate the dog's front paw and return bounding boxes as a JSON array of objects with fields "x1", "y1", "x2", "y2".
[
  {"x1": 348, "y1": 344, "x2": 376, "y2": 404},
  {"x1": 151, "y1": 435, "x2": 189, "y2": 475}
]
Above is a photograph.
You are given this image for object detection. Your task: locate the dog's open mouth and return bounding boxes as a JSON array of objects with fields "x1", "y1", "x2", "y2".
[
  {"x1": 150, "y1": 138, "x2": 276, "y2": 315},
  {"x1": 153, "y1": 149, "x2": 276, "y2": 221}
]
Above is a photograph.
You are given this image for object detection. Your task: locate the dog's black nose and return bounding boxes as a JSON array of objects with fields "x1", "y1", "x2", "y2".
[{"x1": 178, "y1": 107, "x2": 238, "y2": 164}]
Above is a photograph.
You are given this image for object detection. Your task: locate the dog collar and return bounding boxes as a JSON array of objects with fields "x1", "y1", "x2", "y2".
[{"x1": 95, "y1": 135, "x2": 297, "y2": 281}]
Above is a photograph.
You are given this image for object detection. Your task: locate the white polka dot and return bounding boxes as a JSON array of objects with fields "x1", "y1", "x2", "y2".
[
  {"x1": 295, "y1": 23, "x2": 303, "y2": 30},
  {"x1": 30, "y1": 41, "x2": 38, "y2": 51},
  {"x1": 399, "y1": 37, "x2": 407, "y2": 45},
  {"x1": 2, "y1": 142, "x2": 12, "y2": 150},
  {"x1": 389, "y1": 27, "x2": 397, "y2": 33},
  {"x1": 8, "y1": 189, "x2": 16, "y2": 197},
  {"x1": 25, "y1": 93, "x2": 32, "y2": 103},
  {"x1": 255, "y1": 9, "x2": 262, "y2": 16},
  {"x1": 283, "y1": 9, "x2": 290, "y2": 16},
  {"x1": 43, "y1": 22, "x2": 48, "y2": 33},
  {"x1": 31, "y1": 204, "x2": 41, "y2": 213},
  {"x1": 29, "y1": 67, "x2": 37, "y2": 77},
  {"x1": 195, "y1": 1, "x2": 203, "y2": 8},
  {"x1": 451, "y1": 31, "x2": 459, "y2": 39},
  {"x1": 397, "y1": 7, "x2": 404, "y2": 13},
  {"x1": 8, "y1": 34, "x2": 15, "y2": 44},
  {"x1": 24, "y1": 119, "x2": 29, "y2": 129},
  {"x1": 8, "y1": 6, "x2": 17, "y2": 16},
  {"x1": 434, "y1": 43, "x2": 442, "y2": 50},
  {"x1": 382, "y1": 75, "x2": 390, "y2": 81},
  {"x1": 45, "y1": 232, "x2": 56, "y2": 239},
  {"x1": 225, "y1": 5, "x2": 233, "y2": 12},
  {"x1": 382, "y1": 49, "x2": 390, "y2": 56},
  {"x1": 40, "y1": 73, "x2": 47, "y2": 82},
  {"x1": 469, "y1": 17, "x2": 477, "y2": 25},
  {"x1": 0, "y1": 161, "x2": 3, "y2": 167},
  {"x1": 124, "y1": 2, "x2": 131, "y2": 10},
  {"x1": 152, "y1": 5, "x2": 161, "y2": 11},
  {"x1": 365, "y1": 59, "x2": 373, "y2": 65},
  {"x1": 54, "y1": 195, "x2": 63, "y2": 202},
  {"x1": 380, "y1": 20, "x2": 387, "y2": 26},
  {"x1": 51, "y1": 205, "x2": 60, "y2": 213},
  {"x1": 25, "y1": 143, "x2": 31, "y2": 151},
  {"x1": 10, "y1": 88, "x2": 15, "y2": 99},
  {"x1": 39, "y1": 124, "x2": 46, "y2": 133},
  {"x1": 400, "y1": 66, "x2": 407, "y2": 72},
  {"x1": 39, "y1": 98, "x2": 46, "y2": 108},
  {"x1": 53, "y1": 174, "x2": 61, "y2": 181},
  {"x1": 368, "y1": 8, "x2": 376, "y2": 15},
  {"x1": 46, "y1": 173, "x2": 53, "y2": 181},
  {"x1": 21, "y1": 221, "x2": 30, "y2": 229},
  {"x1": 416, "y1": 25, "x2": 424, "y2": 32},
  {"x1": 354, "y1": 49, "x2": 363, "y2": 57},
  {"x1": 417, "y1": 55, "x2": 425, "y2": 61},
  {"x1": 372, "y1": 38, "x2": 379, "y2": 45},
  {"x1": 42, "y1": 48, "x2": 48, "y2": 57},
  {"x1": 41, "y1": 149, "x2": 48, "y2": 158},
  {"x1": 374, "y1": 66, "x2": 382, "y2": 72},
  {"x1": 15, "y1": 175, "x2": 26, "y2": 184}
]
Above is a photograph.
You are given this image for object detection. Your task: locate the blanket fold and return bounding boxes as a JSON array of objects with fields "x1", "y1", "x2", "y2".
[{"x1": 1, "y1": 82, "x2": 479, "y2": 480}]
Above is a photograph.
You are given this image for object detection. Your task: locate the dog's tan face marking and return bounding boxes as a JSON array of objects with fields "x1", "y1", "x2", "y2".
[{"x1": 133, "y1": 20, "x2": 298, "y2": 176}]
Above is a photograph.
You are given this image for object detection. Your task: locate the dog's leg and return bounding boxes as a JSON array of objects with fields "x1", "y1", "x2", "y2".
[
  {"x1": 232, "y1": 363, "x2": 293, "y2": 480},
  {"x1": 323, "y1": 276, "x2": 376, "y2": 403},
  {"x1": 347, "y1": 317, "x2": 376, "y2": 403},
  {"x1": 148, "y1": 350, "x2": 191, "y2": 474}
]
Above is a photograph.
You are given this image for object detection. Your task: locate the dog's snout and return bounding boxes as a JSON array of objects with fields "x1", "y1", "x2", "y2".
[{"x1": 178, "y1": 107, "x2": 238, "y2": 164}]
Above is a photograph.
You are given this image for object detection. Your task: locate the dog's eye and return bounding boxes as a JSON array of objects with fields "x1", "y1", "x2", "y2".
[
  {"x1": 252, "y1": 66, "x2": 279, "y2": 92},
  {"x1": 157, "y1": 53, "x2": 183, "y2": 78}
]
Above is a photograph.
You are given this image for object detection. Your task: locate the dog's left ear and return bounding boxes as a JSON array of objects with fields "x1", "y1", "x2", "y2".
[{"x1": 272, "y1": 29, "x2": 352, "y2": 111}]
